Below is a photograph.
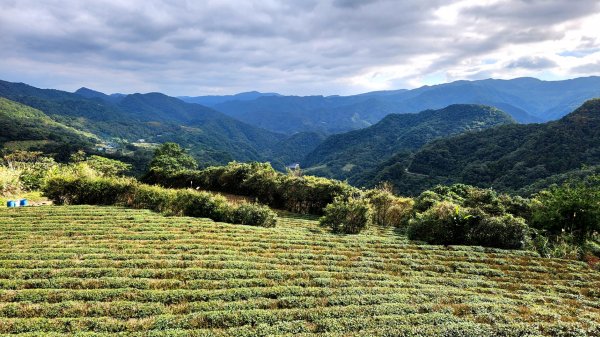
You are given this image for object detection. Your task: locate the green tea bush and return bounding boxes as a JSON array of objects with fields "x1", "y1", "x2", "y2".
[
  {"x1": 320, "y1": 197, "x2": 372, "y2": 234},
  {"x1": 42, "y1": 176, "x2": 277, "y2": 227}
]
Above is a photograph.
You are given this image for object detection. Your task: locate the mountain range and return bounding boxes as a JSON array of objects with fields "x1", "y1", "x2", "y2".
[
  {"x1": 209, "y1": 76, "x2": 600, "y2": 134},
  {"x1": 1, "y1": 77, "x2": 599, "y2": 194}
]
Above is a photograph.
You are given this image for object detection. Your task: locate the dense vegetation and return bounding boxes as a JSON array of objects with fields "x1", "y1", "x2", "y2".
[
  {"x1": 0, "y1": 205, "x2": 597, "y2": 335},
  {"x1": 43, "y1": 176, "x2": 276, "y2": 228},
  {"x1": 0, "y1": 98, "x2": 93, "y2": 160},
  {"x1": 303, "y1": 104, "x2": 515, "y2": 182},
  {"x1": 145, "y1": 161, "x2": 359, "y2": 215},
  {"x1": 0, "y1": 80, "x2": 309, "y2": 169},
  {"x1": 361, "y1": 99, "x2": 600, "y2": 195}
]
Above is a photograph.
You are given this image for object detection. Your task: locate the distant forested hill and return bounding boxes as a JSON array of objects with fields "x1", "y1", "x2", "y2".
[
  {"x1": 302, "y1": 104, "x2": 515, "y2": 182},
  {"x1": 212, "y1": 77, "x2": 600, "y2": 134},
  {"x1": 366, "y1": 99, "x2": 600, "y2": 196},
  {"x1": 0, "y1": 97, "x2": 94, "y2": 159},
  {"x1": 0, "y1": 80, "x2": 294, "y2": 166}
]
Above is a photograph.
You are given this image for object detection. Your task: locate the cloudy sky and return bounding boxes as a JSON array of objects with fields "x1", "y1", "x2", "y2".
[{"x1": 1, "y1": 0, "x2": 600, "y2": 96}]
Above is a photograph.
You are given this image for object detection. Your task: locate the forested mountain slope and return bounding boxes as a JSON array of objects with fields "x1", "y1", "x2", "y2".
[
  {"x1": 0, "y1": 80, "x2": 288, "y2": 166},
  {"x1": 0, "y1": 97, "x2": 94, "y2": 159},
  {"x1": 302, "y1": 105, "x2": 515, "y2": 182},
  {"x1": 369, "y1": 99, "x2": 600, "y2": 195}
]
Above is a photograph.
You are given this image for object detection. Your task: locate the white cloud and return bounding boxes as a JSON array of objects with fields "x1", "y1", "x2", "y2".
[{"x1": 0, "y1": 0, "x2": 599, "y2": 96}]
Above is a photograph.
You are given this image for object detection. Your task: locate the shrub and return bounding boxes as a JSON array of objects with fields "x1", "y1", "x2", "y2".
[
  {"x1": 320, "y1": 197, "x2": 372, "y2": 234},
  {"x1": 469, "y1": 214, "x2": 529, "y2": 249},
  {"x1": 407, "y1": 201, "x2": 478, "y2": 245},
  {"x1": 414, "y1": 184, "x2": 532, "y2": 218},
  {"x1": 42, "y1": 176, "x2": 277, "y2": 227},
  {"x1": 228, "y1": 203, "x2": 277, "y2": 228},
  {"x1": 172, "y1": 189, "x2": 229, "y2": 222},
  {"x1": 0, "y1": 166, "x2": 21, "y2": 196},
  {"x1": 365, "y1": 185, "x2": 413, "y2": 227},
  {"x1": 531, "y1": 176, "x2": 600, "y2": 244},
  {"x1": 131, "y1": 184, "x2": 176, "y2": 213},
  {"x1": 407, "y1": 201, "x2": 528, "y2": 249},
  {"x1": 144, "y1": 162, "x2": 359, "y2": 215}
]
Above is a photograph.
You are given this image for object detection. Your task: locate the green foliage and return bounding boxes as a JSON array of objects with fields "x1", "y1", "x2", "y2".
[
  {"x1": 146, "y1": 162, "x2": 359, "y2": 215},
  {"x1": 0, "y1": 166, "x2": 21, "y2": 196},
  {"x1": 364, "y1": 183, "x2": 414, "y2": 227},
  {"x1": 149, "y1": 143, "x2": 197, "y2": 173},
  {"x1": 0, "y1": 97, "x2": 93, "y2": 160},
  {"x1": 303, "y1": 104, "x2": 515, "y2": 183},
  {"x1": 2, "y1": 151, "x2": 58, "y2": 190},
  {"x1": 413, "y1": 184, "x2": 532, "y2": 218},
  {"x1": 408, "y1": 201, "x2": 529, "y2": 249},
  {"x1": 228, "y1": 203, "x2": 277, "y2": 228},
  {"x1": 408, "y1": 185, "x2": 532, "y2": 249},
  {"x1": 41, "y1": 176, "x2": 277, "y2": 227},
  {"x1": 84, "y1": 155, "x2": 131, "y2": 177},
  {"x1": 320, "y1": 197, "x2": 372, "y2": 234},
  {"x1": 531, "y1": 176, "x2": 600, "y2": 244},
  {"x1": 392, "y1": 99, "x2": 600, "y2": 195}
]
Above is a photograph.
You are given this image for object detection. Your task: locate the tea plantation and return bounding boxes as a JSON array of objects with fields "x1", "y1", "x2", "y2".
[{"x1": 0, "y1": 205, "x2": 598, "y2": 336}]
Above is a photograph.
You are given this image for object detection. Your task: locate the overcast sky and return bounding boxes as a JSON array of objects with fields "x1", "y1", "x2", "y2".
[{"x1": 1, "y1": 0, "x2": 600, "y2": 96}]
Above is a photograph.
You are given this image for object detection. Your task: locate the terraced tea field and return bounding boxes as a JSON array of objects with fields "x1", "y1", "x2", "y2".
[{"x1": 0, "y1": 206, "x2": 599, "y2": 336}]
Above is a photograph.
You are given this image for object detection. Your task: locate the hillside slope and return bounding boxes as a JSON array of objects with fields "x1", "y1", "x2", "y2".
[
  {"x1": 0, "y1": 205, "x2": 598, "y2": 335},
  {"x1": 302, "y1": 104, "x2": 515, "y2": 182},
  {"x1": 0, "y1": 80, "x2": 286, "y2": 166},
  {"x1": 0, "y1": 97, "x2": 93, "y2": 157},
  {"x1": 378, "y1": 99, "x2": 600, "y2": 195}
]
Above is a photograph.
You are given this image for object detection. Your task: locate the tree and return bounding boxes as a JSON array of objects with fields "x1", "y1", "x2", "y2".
[
  {"x1": 149, "y1": 143, "x2": 197, "y2": 173},
  {"x1": 85, "y1": 155, "x2": 131, "y2": 177},
  {"x1": 532, "y1": 176, "x2": 600, "y2": 244}
]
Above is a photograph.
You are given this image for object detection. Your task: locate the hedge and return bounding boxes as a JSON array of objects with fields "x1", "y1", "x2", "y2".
[
  {"x1": 42, "y1": 176, "x2": 276, "y2": 227},
  {"x1": 144, "y1": 162, "x2": 359, "y2": 215}
]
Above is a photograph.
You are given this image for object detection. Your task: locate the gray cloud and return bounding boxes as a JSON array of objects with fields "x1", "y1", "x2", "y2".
[
  {"x1": 572, "y1": 61, "x2": 600, "y2": 74},
  {"x1": 507, "y1": 56, "x2": 558, "y2": 69},
  {"x1": 0, "y1": 0, "x2": 598, "y2": 96}
]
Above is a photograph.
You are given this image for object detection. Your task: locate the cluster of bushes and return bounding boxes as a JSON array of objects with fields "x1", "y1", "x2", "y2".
[
  {"x1": 319, "y1": 184, "x2": 414, "y2": 234},
  {"x1": 42, "y1": 176, "x2": 276, "y2": 228},
  {"x1": 145, "y1": 162, "x2": 359, "y2": 215},
  {"x1": 406, "y1": 184, "x2": 531, "y2": 249}
]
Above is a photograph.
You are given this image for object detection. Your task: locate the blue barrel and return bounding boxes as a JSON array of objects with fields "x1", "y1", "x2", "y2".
[
  {"x1": 19, "y1": 199, "x2": 28, "y2": 207},
  {"x1": 6, "y1": 200, "x2": 16, "y2": 208}
]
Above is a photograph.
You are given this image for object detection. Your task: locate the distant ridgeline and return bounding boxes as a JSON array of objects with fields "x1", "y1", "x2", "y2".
[
  {"x1": 1, "y1": 78, "x2": 600, "y2": 195},
  {"x1": 0, "y1": 80, "x2": 321, "y2": 170},
  {"x1": 208, "y1": 77, "x2": 600, "y2": 134},
  {"x1": 358, "y1": 99, "x2": 600, "y2": 196}
]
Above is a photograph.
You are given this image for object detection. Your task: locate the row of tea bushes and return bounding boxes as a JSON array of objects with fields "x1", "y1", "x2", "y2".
[{"x1": 42, "y1": 176, "x2": 276, "y2": 227}]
